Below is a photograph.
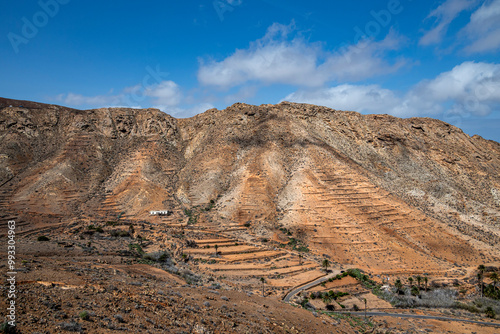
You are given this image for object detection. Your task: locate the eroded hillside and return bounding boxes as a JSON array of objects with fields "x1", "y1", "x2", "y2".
[{"x1": 1, "y1": 98, "x2": 499, "y2": 275}]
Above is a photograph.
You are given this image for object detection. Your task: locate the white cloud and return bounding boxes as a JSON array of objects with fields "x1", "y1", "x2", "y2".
[
  {"x1": 144, "y1": 81, "x2": 182, "y2": 106},
  {"x1": 285, "y1": 61, "x2": 500, "y2": 118},
  {"x1": 198, "y1": 23, "x2": 408, "y2": 88},
  {"x1": 55, "y1": 92, "x2": 123, "y2": 107},
  {"x1": 461, "y1": 0, "x2": 500, "y2": 53},
  {"x1": 420, "y1": 0, "x2": 478, "y2": 46},
  {"x1": 318, "y1": 31, "x2": 408, "y2": 82},
  {"x1": 284, "y1": 84, "x2": 400, "y2": 114},
  {"x1": 56, "y1": 80, "x2": 183, "y2": 110},
  {"x1": 153, "y1": 102, "x2": 214, "y2": 118}
]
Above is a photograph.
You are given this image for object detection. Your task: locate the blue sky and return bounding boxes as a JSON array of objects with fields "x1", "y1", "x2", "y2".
[{"x1": 1, "y1": 0, "x2": 500, "y2": 141}]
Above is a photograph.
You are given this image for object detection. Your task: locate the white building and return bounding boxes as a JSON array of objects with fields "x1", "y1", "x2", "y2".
[{"x1": 150, "y1": 210, "x2": 170, "y2": 216}]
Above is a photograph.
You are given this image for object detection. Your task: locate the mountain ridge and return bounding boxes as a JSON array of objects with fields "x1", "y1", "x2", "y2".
[{"x1": 1, "y1": 97, "x2": 499, "y2": 272}]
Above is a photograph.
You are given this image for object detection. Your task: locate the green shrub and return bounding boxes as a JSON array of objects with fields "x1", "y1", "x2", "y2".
[
  {"x1": 0, "y1": 322, "x2": 17, "y2": 334},
  {"x1": 110, "y1": 230, "x2": 130, "y2": 237},
  {"x1": 485, "y1": 306, "x2": 495, "y2": 319},
  {"x1": 79, "y1": 311, "x2": 90, "y2": 320},
  {"x1": 128, "y1": 243, "x2": 144, "y2": 256},
  {"x1": 300, "y1": 298, "x2": 309, "y2": 308},
  {"x1": 205, "y1": 199, "x2": 215, "y2": 211}
]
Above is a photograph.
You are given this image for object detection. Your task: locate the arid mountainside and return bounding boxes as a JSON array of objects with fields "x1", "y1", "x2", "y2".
[
  {"x1": 2, "y1": 97, "x2": 500, "y2": 333},
  {"x1": 1, "y1": 97, "x2": 500, "y2": 274}
]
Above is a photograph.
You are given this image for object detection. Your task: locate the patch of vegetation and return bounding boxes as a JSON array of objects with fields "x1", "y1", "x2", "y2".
[
  {"x1": 87, "y1": 225, "x2": 104, "y2": 233},
  {"x1": 106, "y1": 221, "x2": 117, "y2": 226},
  {"x1": 204, "y1": 199, "x2": 215, "y2": 211},
  {"x1": 184, "y1": 208, "x2": 198, "y2": 225},
  {"x1": 345, "y1": 269, "x2": 378, "y2": 290},
  {"x1": 186, "y1": 240, "x2": 198, "y2": 248},
  {"x1": 454, "y1": 302, "x2": 480, "y2": 313},
  {"x1": 484, "y1": 282, "x2": 500, "y2": 300},
  {"x1": 79, "y1": 311, "x2": 90, "y2": 320},
  {"x1": 128, "y1": 243, "x2": 144, "y2": 257},
  {"x1": 143, "y1": 251, "x2": 170, "y2": 262},
  {"x1": 310, "y1": 291, "x2": 349, "y2": 301},
  {"x1": 299, "y1": 298, "x2": 309, "y2": 308},
  {"x1": 244, "y1": 221, "x2": 251, "y2": 227},
  {"x1": 37, "y1": 235, "x2": 50, "y2": 241},
  {"x1": 485, "y1": 306, "x2": 496, "y2": 318},
  {"x1": 287, "y1": 238, "x2": 309, "y2": 252},
  {"x1": 109, "y1": 230, "x2": 130, "y2": 237},
  {"x1": 0, "y1": 322, "x2": 17, "y2": 334},
  {"x1": 280, "y1": 227, "x2": 293, "y2": 236}
]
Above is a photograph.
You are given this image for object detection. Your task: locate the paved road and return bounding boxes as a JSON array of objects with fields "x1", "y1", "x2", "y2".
[
  {"x1": 283, "y1": 270, "x2": 340, "y2": 303},
  {"x1": 332, "y1": 311, "x2": 500, "y2": 328}
]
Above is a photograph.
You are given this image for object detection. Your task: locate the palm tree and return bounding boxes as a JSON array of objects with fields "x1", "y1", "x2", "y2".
[
  {"x1": 260, "y1": 277, "x2": 266, "y2": 297},
  {"x1": 477, "y1": 272, "x2": 484, "y2": 297},
  {"x1": 408, "y1": 277, "x2": 413, "y2": 287},
  {"x1": 395, "y1": 279, "x2": 403, "y2": 293},
  {"x1": 424, "y1": 276, "x2": 428, "y2": 291},
  {"x1": 478, "y1": 265, "x2": 486, "y2": 297},
  {"x1": 214, "y1": 244, "x2": 218, "y2": 256},
  {"x1": 299, "y1": 253, "x2": 303, "y2": 265},
  {"x1": 416, "y1": 275, "x2": 422, "y2": 290},
  {"x1": 322, "y1": 258, "x2": 330, "y2": 273},
  {"x1": 322, "y1": 293, "x2": 333, "y2": 310},
  {"x1": 490, "y1": 272, "x2": 499, "y2": 289}
]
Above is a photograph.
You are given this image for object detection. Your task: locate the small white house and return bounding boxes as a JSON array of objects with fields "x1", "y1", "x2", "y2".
[{"x1": 150, "y1": 210, "x2": 170, "y2": 216}]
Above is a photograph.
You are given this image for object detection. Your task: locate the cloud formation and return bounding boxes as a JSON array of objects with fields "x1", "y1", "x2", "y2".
[
  {"x1": 57, "y1": 81, "x2": 183, "y2": 109},
  {"x1": 419, "y1": 0, "x2": 478, "y2": 46},
  {"x1": 461, "y1": 0, "x2": 500, "y2": 53},
  {"x1": 198, "y1": 23, "x2": 408, "y2": 88},
  {"x1": 55, "y1": 80, "x2": 213, "y2": 117},
  {"x1": 285, "y1": 61, "x2": 500, "y2": 118}
]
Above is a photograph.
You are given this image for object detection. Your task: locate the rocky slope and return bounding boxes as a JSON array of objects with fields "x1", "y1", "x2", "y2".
[
  {"x1": 1, "y1": 97, "x2": 499, "y2": 270},
  {"x1": 2, "y1": 97, "x2": 500, "y2": 333}
]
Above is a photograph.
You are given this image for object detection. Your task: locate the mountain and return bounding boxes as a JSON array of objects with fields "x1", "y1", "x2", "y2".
[
  {"x1": 1, "y1": 97, "x2": 499, "y2": 272},
  {"x1": 2, "y1": 97, "x2": 500, "y2": 332}
]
